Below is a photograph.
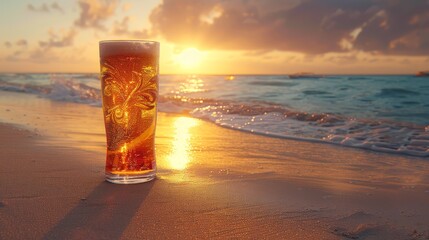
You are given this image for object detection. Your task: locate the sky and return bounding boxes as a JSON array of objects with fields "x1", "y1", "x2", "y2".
[{"x1": 1, "y1": 0, "x2": 429, "y2": 74}]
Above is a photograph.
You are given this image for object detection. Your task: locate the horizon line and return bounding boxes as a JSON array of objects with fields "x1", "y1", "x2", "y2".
[{"x1": 0, "y1": 71, "x2": 422, "y2": 76}]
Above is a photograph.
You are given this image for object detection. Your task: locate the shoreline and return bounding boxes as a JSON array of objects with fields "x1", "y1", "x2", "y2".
[
  {"x1": 0, "y1": 86, "x2": 429, "y2": 158},
  {"x1": 196, "y1": 116, "x2": 429, "y2": 158},
  {"x1": 2, "y1": 109, "x2": 429, "y2": 239}
]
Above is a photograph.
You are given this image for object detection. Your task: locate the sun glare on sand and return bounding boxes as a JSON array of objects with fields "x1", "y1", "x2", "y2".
[
  {"x1": 174, "y1": 48, "x2": 203, "y2": 69},
  {"x1": 167, "y1": 117, "x2": 198, "y2": 170}
]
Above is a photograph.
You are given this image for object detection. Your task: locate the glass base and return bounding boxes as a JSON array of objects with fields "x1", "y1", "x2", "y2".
[{"x1": 105, "y1": 171, "x2": 156, "y2": 184}]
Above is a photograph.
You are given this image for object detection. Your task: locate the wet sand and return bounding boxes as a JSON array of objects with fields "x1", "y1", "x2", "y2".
[{"x1": 1, "y1": 91, "x2": 429, "y2": 239}]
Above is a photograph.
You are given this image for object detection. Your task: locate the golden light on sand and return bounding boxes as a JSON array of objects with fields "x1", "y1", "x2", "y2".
[
  {"x1": 174, "y1": 48, "x2": 203, "y2": 69},
  {"x1": 167, "y1": 117, "x2": 197, "y2": 170}
]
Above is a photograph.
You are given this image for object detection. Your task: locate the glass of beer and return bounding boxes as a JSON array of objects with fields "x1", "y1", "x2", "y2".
[{"x1": 99, "y1": 40, "x2": 159, "y2": 184}]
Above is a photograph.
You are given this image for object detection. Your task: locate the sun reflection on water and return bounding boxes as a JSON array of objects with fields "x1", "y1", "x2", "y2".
[
  {"x1": 179, "y1": 75, "x2": 205, "y2": 93},
  {"x1": 167, "y1": 117, "x2": 198, "y2": 170}
]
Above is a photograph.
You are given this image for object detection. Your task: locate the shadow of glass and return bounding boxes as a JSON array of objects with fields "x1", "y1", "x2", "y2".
[{"x1": 44, "y1": 180, "x2": 154, "y2": 239}]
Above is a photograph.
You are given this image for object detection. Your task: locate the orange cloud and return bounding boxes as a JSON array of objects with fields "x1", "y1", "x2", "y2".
[
  {"x1": 16, "y1": 39, "x2": 28, "y2": 47},
  {"x1": 74, "y1": 0, "x2": 119, "y2": 30},
  {"x1": 112, "y1": 16, "x2": 150, "y2": 38},
  {"x1": 39, "y1": 29, "x2": 77, "y2": 48},
  {"x1": 4, "y1": 41, "x2": 12, "y2": 48},
  {"x1": 149, "y1": 0, "x2": 429, "y2": 56},
  {"x1": 3, "y1": 29, "x2": 77, "y2": 63}
]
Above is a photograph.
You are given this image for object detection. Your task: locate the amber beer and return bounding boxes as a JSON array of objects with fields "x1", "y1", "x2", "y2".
[{"x1": 99, "y1": 40, "x2": 159, "y2": 184}]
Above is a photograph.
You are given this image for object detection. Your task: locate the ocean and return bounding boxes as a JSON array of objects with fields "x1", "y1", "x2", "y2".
[{"x1": 0, "y1": 73, "x2": 428, "y2": 157}]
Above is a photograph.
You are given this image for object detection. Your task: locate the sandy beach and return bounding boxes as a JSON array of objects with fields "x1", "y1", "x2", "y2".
[
  {"x1": 2, "y1": 1, "x2": 429, "y2": 238},
  {"x1": 1, "y1": 91, "x2": 429, "y2": 239}
]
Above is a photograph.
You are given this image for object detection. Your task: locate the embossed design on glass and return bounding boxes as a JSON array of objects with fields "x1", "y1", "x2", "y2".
[{"x1": 99, "y1": 40, "x2": 159, "y2": 184}]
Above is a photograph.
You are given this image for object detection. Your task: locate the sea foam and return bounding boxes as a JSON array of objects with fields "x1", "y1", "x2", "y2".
[{"x1": 1, "y1": 73, "x2": 428, "y2": 157}]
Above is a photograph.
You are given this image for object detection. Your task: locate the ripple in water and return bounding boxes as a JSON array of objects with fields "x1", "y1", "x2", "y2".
[{"x1": 377, "y1": 88, "x2": 420, "y2": 98}]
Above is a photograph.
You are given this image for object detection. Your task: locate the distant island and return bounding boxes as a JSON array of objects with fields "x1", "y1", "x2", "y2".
[
  {"x1": 415, "y1": 71, "x2": 429, "y2": 77},
  {"x1": 288, "y1": 72, "x2": 325, "y2": 79}
]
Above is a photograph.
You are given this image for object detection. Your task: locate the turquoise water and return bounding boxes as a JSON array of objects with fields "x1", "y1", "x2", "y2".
[
  {"x1": 0, "y1": 73, "x2": 428, "y2": 157},
  {"x1": 160, "y1": 75, "x2": 429, "y2": 125}
]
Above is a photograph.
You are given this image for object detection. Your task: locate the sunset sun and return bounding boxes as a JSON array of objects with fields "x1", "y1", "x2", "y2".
[{"x1": 174, "y1": 48, "x2": 203, "y2": 69}]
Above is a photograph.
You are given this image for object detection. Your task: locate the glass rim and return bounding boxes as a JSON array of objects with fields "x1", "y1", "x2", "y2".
[{"x1": 99, "y1": 40, "x2": 159, "y2": 44}]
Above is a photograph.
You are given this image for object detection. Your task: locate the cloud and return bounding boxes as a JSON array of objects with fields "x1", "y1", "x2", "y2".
[
  {"x1": 4, "y1": 29, "x2": 78, "y2": 63},
  {"x1": 362, "y1": 57, "x2": 380, "y2": 63},
  {"x1": 400, "y1": 58, "x2": 412, "y2": 64},
  {"x1": 75, "y1": 0, "x2": 119, "y2": 30},
  {"x1": 3, "y1": 40, "x2": 28, "y2": 48},
  {"x1": 16, "y1": 39, "x2": 28, "y2": 47},
  {"x1": 27, "y1": 2, "x2": 63, "y2": 13},
  {"x1": 51, "y1": 2, "x2": 64, "y2": 12},
  {"x1": 324, "y1": 54, "x2": 358, "y2": 65},
  {"x1": 5, "y1": 50, "x2": 25, "y2": 62},
  {"x1": 149, "y1": 0, "x2": 429, "y2": 56},
  {"x1": 27, "y1": 3, "x2": 50, "y2": 12},
  {"x1": 112, "y1": 16, "x2": 150, "y2": 38},
  {"x1": 352, "y1": 1, "x2": 429, "y2": 55},
  {"x1": 243, "y1": 49, "x2": 273, "y2": 57},
  {"x1": 39, "y1": 28, "x2": 77, "y2": 49}
]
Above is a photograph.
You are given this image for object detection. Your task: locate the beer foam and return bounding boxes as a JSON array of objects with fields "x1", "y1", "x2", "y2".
[{"x1": 99, "y1": 40, "x2": 159, "y2": 58}]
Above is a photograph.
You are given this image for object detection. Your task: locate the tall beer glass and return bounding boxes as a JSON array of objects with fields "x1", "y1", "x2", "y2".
[{"x1": 99, "y1": 40, "x2": 159, "y2": 184}]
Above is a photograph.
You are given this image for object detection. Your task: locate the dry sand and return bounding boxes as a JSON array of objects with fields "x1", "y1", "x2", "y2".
[{"x1": 1, "y1": 92, "x2": 429, "y2": 239}]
